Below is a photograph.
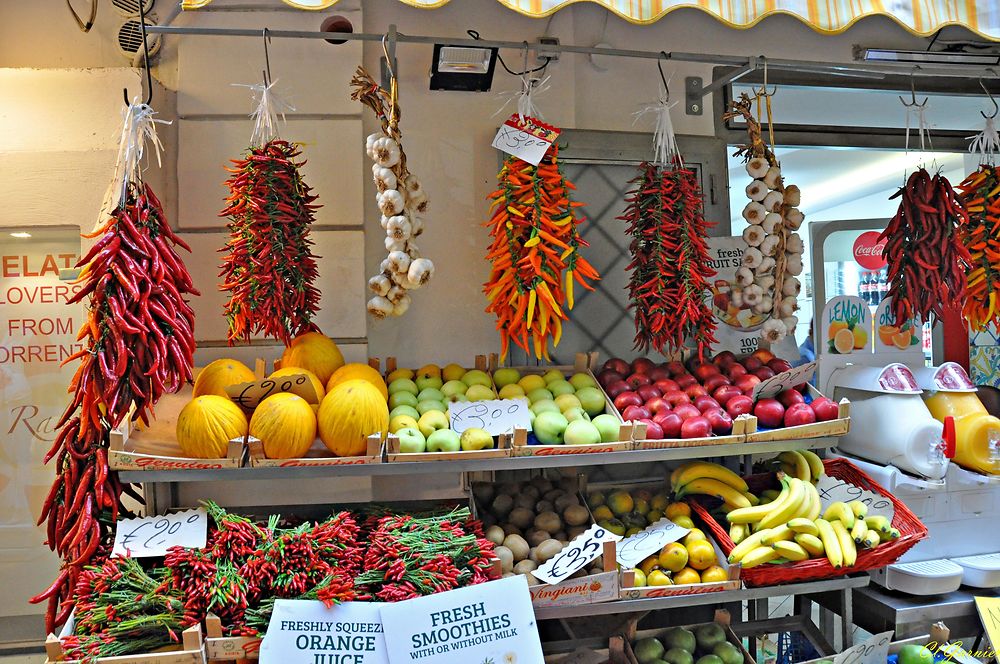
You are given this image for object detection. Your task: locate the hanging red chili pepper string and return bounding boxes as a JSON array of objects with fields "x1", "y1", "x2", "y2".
[{"x1": 957, "y1": 165, "x2": 1000, "y2": 331}]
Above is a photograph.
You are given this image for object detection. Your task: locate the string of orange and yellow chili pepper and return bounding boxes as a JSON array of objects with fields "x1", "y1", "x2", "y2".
[
  {"x1": 957, "y1": 164, "x2": 1000, "y2": 331},
  {"x1": 483, "y1": 144, "x2": 599, "y2": 360}
]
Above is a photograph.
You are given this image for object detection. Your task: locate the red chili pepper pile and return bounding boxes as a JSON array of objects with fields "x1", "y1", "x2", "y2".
[
  {"x1": 881, "y1": 168, "x2": 972, "y2": 325},
  {"x1": 33, "y1": 181, "x2": 197, "y2": 632},
  {"x1": 956, "y1": 165, "x2": 1000, "y2": 330},
  {"x1": 620, "y1": 161, "x2": 717, "y2": 358},
  {"x1": 219, "y1": 139, "x2": 321, "y2": 345}
]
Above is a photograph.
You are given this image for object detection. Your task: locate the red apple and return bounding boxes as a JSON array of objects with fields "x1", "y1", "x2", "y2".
[
  {"x1": 637, "y1": 384, "x2": 663, "y2": 402},
  {"x1": 704, "y1": 408, "x2": 735, "y2": 435},
  {"x1": 632, "y1": 357, "x2": 656, "y2": 375},
  {"x1": 754, "y1": 367, "x2": 776, "y2": 380},
  {"x1": 726, "y1": 395, "x2": 754, "y2": 418},
  {"x1": 673, "y1": 403, "x2": 701, "y2": 420},
  {"x1": 664, "y1": 390, "x2": 691, "y2": 407},
  {"x1": 675, "y1": 374, "x2": 698, "y2": 389},
  {"x1": 639, "y1": 418, "x2": 664, "y2": 440},
  {"x1": 645, "y1": 397, "x2": 671, "y2": 414},
  {"x1": 751, "y1": 348, "x2": 776, "y2": 363},
  {"x1": 654, "y1": 411, "x2": 683, "y2": 438},
  {"x1": 785, "y1": 403, "x2": 817, "y2": 427},
  {"x1": 681, "y1": 416, "x2": 713, "y2": 439},
  {"x1": 626, "y1": 373, "x2": 653, "y2": 390},
  {"x1": 685, "y1": 384, "x2": 708, "y2": 399},
  {"x1": 622, "y1": 405, "x2": 651, "y2": 422},
  {"x1": 754, "y1": 398, "x2": 786, "y2": 428},
  {"x1": 613, "y1": 391, "x2": 643, "y2": 411},
  {"x1": 605, "y1": 380, "x2": 630, "y2": 398},
  {"x1": 693, "y1": 364, "x2": 721, "y2": 382},
  {"x1": 694, "y1": 395, "x2": 721, "y2": 412},
  {"x1": 603, "y1": 358, "x2": 631, "y2": 377},
  {"x1": 777, "y1": 389, "x2": 806, "y2": 408},
  {"x1": 665, "y1": 361, "x2": 686, "y2": 376},
  {"x1": 727, "y1": 364, "x2": 748, "y2": 380},
  {"x1": 654, "y1": 378, "x2": 680, "y2": 394},
  {"x1": 743, "y1": 357, "x2": 763, "y2": 372},
  {"x1": 648, "y1": 366, "x2": 672, "y2": 382},
  {"x1": 810, "y1": 397, "x2": 840, "y2": 422},
  {"x1": 768, "y1": 358, "x2": 792, "y2": 374},
  {"x1": 735, "y1": 374, "x2": 762, "y2": 393},
  {"x1": 714, "y1": 351, "x2": 737, "y2": 369},
  {"x1": 713, "y1": 385, "x2": 743, "y2": 406},
  {"x1": 597, "y1": 369, "x2": 623, "y2": 387}
]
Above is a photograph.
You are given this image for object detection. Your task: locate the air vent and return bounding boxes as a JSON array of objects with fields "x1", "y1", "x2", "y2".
[
  {"x1": 116, "y1": 16, "x2": 161, "y2": 60},
  {"x1": 111, "y1": 0, "x2": 155, "y2": 17}
]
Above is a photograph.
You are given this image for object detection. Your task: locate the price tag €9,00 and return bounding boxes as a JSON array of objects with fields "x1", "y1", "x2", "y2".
[
  {"x1": 112, "y1": 508, "x2": 208, "y2": 558},
  {"x1": 532, "y1": 524, "x2": 621, "y2": 585}
]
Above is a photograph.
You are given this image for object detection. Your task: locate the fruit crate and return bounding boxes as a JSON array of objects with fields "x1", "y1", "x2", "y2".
[
  {"x1": 690, "y1": 458, "x2": 929, "y2": 587},
  {"x1": 745, "y1": 385, "x2": 851, "y2": 443},
  {"x1": 109, "y1": 385, "x2": 246, "y2": 471},
  {"x1": 609, "y1": 610, "x2": 755, "y2": 664},
  {"x1": 204, "y1": 613, "x2": 261, "y2": 661},
  {"x1": 45, "y1": 618, "x2": 206, "y2": 664},
  {"x1": 385, "y1": 431, "x2": 512, "y2": 461},
  {"x1": 631, "y1": 415, "x2": 752, "y2": 450},
  {"x1": 247, "y1": 433, "x2": 384, "y2": 467}
]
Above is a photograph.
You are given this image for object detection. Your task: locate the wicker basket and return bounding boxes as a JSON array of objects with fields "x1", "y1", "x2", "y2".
[{"x1": 689, "y1": 458, "x2": 928, "y2": 586}]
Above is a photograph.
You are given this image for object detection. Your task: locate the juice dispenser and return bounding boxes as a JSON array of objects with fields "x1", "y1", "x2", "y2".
[
  {"x1": 917, "y1": 363, "x2": 1000, "y2": 476},
  {"x1": 825, "y1": 363, "x2": 950, "y2": 480}
]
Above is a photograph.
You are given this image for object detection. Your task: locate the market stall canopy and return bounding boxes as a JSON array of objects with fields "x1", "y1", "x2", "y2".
[{"x1": 181, "y1": 0, "x2": 1000, "y2": 41}]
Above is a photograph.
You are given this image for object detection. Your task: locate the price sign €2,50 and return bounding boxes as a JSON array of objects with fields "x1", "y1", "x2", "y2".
[{"x1": 533, "y1": 524, "x2": 621, "y2": 585}]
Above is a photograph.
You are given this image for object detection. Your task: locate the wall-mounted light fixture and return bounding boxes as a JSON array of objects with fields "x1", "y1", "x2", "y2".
[{"x1": 430, "y1": 44, "x2": 498, "y2": 92}]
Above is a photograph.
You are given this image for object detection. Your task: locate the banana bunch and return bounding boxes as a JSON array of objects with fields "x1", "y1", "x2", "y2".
[
  {"x1": 671, "y1": 461, "x2": 756, "y2": 510},
  {"x1": 772, "y1": 450, "x2": 825, "y2": 483}
]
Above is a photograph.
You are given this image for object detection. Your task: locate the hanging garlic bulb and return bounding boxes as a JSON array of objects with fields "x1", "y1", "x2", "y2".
[
  {"x1": 779, "y1": 295, "x2": 799, "y2": 317},
  {"x1": 784, "y1": 208, "x2": 804, "y2": 230},
  {"x1": 782, "y1": 315, "x2": 799, "y2": 331},
  {"x1": 366, "y1": 133, "x2": 383, "y2": 159},
  {"x1": 754, "y1": 275, "x2": 775, "y2": 292},
  {"x1": 407, "y1": 258, "x2": 435, "y2": 287},
  {"x1": 369, "y1": 274, "x2": 391, "y2": 296},
  {"x1": 763, "y1": 166, "x2": 782, "y2": 189},
  {"x1": 387, "y1": 250, "x2": 411, "y2": 274},
  {"x1": 742, "y1": 247, "x2": 764, "y2": 269},
  {"x1": 762, "y1": 190, "x2": 784, "y2": 212},
  {"x1": 784, "y1": 185, "x2": 801, "y2": 207},
  {"x1": 378, "y1": 190, "x2": 405, "y2": 216},
  {"x1": 762, "y1": 318, "x2": 788, "y2": 343},
  {"x1": 743, "y1": 284, "x2": 764, "y2": 306},
  {"x1": 410, "y1": 217, "x2": 424, "y2": 237},
  {"x1": 759, "y1": 234, "x2": 780, "y2": 257},
  {"x1": 407, "y1": 190, "x2": 429, "y2": 215},
  {"x1": 747, "y1": 157, "x2": 769, "y2": 179},
  {"x1": 757, "y1": 256, "x2": 776, "y2": 274},
  {"x1": 373, "y1": 167, "x2": 397, "y2": 192},
  {"x1": 746, "y1": 181, "x2": 768, "y2": 202},
  {"x1": 371, "y1": 136, "x2": 401, "y2": 167},
  {"x1": 403, "y1": 174, "x2": 423, "y2": 197},
  {"x1": 743, "y1": 202, "x2": 767, "y2": 225},
  {"x1": 735, "y1": 266, "x2": 754, "y2": 287},
  {"x1": 386, "y1": 216, "x2": 412, "y2": 240},
  {"x1": 782, "y1": 276, "x2": 802, "y2": 297},
  {"x1": 743, "y1": 225, "x2": 765, "y2": 247},
  {"x1": 392, "y1": 293, "x2": 411, "y2": 316},
  {"x1": 367, "y1": 295, "x2": 393, "y2": 319},
  {"x1": 785, "y1": 255, "x2": 804, "y2": 276},
  {"x1": 753, "y1": 295, "x2": 774, "y2": 315},
  {"x1": 785, "y1": 232, "x2": 804, "y2": 254},
  {"x1": 762, "y1": 213, "x2": 782, "y2": 235},
  {"x1": 385, "y1": 236, "x2": 406, "y2": 253}
]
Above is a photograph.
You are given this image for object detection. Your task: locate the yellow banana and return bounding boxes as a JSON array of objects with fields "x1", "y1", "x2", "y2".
[
  {"x1": 676, "y1": 478, "x2": 751, "y2": 509},
  {"x1": 727, "y1": 477, "x2": 790, "y2": 524},
  {"x1": 780, "y1": 462, "x2": 798, "y2": 477},
  {"x1": 772, "y1": 540, "x2": 810, "y2": 562},
  {"x1": 760, "y1": 524, "x2": 794, "y2": 545},
  {"x1": 848, "y1": 500, "x2": 868, "y2": 519},
  {"x1": 832, "y1": 520, "x2": 857, "y2": 566},
  {"x1": 673, "y1": 462, "x2": 749, "y2": 493},
  {"x1": 850, "y1": 518, "x2": 868, "y2": 543},
  {"x1": 742, "y1": 491, "x2": 760, "y2": 506},
  {"x1": 879, "y1": 527, "x2": 901, "y2": 542},
  {"x1": 805, "y1": 481, "x2": 822, "y2": 520},
  {"x1": 822, "y1": 501, "x2": 856, "y2": 529},
  {"x1": 760, "y1": 478, "x2": 806, "y2": 529},
  {"x1": 799, "y1": 449, "x2": 825, "y2": 481},
  {"x1": 861, "y1": 531, "x2": 880, "y2": 549},
  {"x1": 741, "y1": 546, "x2": 781, "y2": 568},
  {"x1": 778, "y1": 451, "x2": 811, "y2": 482},
  {"x1": 760, "y1": 489, "x2": 781, "y2": 502},
  {"x1": 730, "y1": 523, "x2": 749, "y2": 545},
  {"x1": 787, "y1": 518, "x2": 819, "y2": 536},
  {"x1": 794, "y1": 533, "x2": 825, "y2": 557},
  {"x1": 865, "y1": 516, "x2": 892, "y2": 534},
  {"x1": 670, "y1": 462, "x2": 698, "y2": 488},
  {"x1": 815, "y1": 518, "x2": 843, "y2": 568},
  {"x1": 728, "y1": 529, "x2": 772, "y2": 563}
]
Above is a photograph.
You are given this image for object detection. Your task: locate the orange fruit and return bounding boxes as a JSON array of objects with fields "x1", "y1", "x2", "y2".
[
  {"x1": 701, "y1": 565, "x2": 729, "y2": 583},
  {"x1": 607, "y1": 491, "x2": 634, "y2": 516},
  {"x1": 683, "y1": 528, "x2": 707, "y2": 547},
  {"x1": 665, "y1": 502, "x2": 691, "y2": 520},
  {"x1": 672, "y1": 567, "x2": 701, "y2": 585},
  {"x1": 751, "y1": 349, "x2": 775, "y2": 363},
  {"x1": 651, "y1": 494, "x2": 670, "y2": 512},
  {"x1": 878, "y1": 325, "x2": 899, "y2": 346},
  {"x1": 852, "y1": 326, "x2": 868, "y2": 350},
  {"x1": 892, "y1": 331, "x2": 911, "y2": 350},
  {"x1": 658, "y1": 543, "x2": 689, "y2": 572},
  {"x1": 686, "y1": 539, "x2": 717, "y2": 570},
  {"x1": 592, "y1": 505, "x2": 614, "y2": 522},
  {"x1": 630, "y1": 568, "x2": 647, "y2": 587},
  {"x1": 833, "y1": 327, "x2": 855, "y2": 354},
  {"x1": 638, "y1": 556, "x2": 660, "y2": 576},
  {"x1": 647, "y1": 570, "x2": 673, "y2": 586},
  {"x1": 828, "y1": 320, "x2": 849, "y2": 340}
]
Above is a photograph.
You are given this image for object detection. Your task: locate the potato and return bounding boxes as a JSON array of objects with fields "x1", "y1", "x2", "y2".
[
  {"x1": 521, "y1": 484, "x2": 541, "y2": 500},
  {"x1": 534, "y1": 511, "x2": 562, "y2": 534},
  {"x1": 566, "y1": 525, "x2": 587, "y2": 540},
  {"x1": 507, "y1": 507, "x2": 535, "y2": 530},
  {"x1": 513, "y1": 494, "x2": 536, "y2": 510},
  {"x1": 535, "y1": 500, "x2": 554, "y2": 514},
  {"x1": 485, "y1": 525, "x2": 506, "y2": 545},
  {"x1": 544, "y1": 489, "x2": 565, "y2": 503},
  {"x1": 528, "y1": 547, "x2": 539, "y2": 563},
  {"x1": 491, "y1": 494, "x2": 514, "y2": 518},
  {"x1": 494, "y1": 545, "x2": 514, "y2": 573},
  {"x1": 472, "y1": 483, "x2": 495, "y2": 505},
  {"x1": 502, "y1": 523, "x2": 522, "y2": 537},
  {"x1": 502, "y1": 572, "x2": 515, "y2": 578},
  {"x1": 564, "y1": 504, "x2": 590, "y2": 527},
  {"x1": 514, "y1": 559, "x2": 538, "y2": 575},
  {"x1": 503, "y1": 534, "x2": 530, "y2": 562},
  {"x1": 525, "y1": 529, "x2": 551, "y2": 548},
  {"x1": 554, "y1": 531, "x2": 568, "y2": 543},
  {"x1": 554, "y1": 493, "x2": 581, "y2": 513},
  {"x1": 523, "y1": 571, "x2": 540, "y2": 585},
  {"x1": 535, "y1": 538, "x2": 565, "y2": 564}
]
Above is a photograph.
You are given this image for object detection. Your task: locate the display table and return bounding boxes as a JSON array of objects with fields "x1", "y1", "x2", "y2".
[{"x1": 849, "y1": 585, "x2": 994, "y2": 640}]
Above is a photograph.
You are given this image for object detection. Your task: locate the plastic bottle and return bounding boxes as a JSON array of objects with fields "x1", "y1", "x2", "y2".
[{"x1": 923, "y1": 390, "x2": 1000, "y2": 475}]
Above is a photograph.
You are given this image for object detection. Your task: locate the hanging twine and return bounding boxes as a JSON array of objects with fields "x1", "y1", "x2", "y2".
[
  {"x1": 98, "y1": 100, "x2": 169, "y2": 226},
  {"x1": 904, "y1": 104, "x2": 933, "y2": 153},
  {"x1": 493, "y1": 75, "x2": 550, "y2": 121},
  {"x1": 235, "y1": 80, "x2": 295, "y2": 147},
  {"x1": 633, "y1": 79, "x2": 680, "y2": 166},
  {"x1": 969, "y1": 117, "x2": 1000, "y2": 165}
]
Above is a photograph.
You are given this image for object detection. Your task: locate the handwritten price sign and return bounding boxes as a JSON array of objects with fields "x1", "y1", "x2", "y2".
[
  {"x1": 491, "y1": 115, "x2": 560, "y2": 165},
  {"x1": 226, "y1": 374, "x2": 318, "y2": 410},
  {"x1": 815, "y1": 475, "x2": 895, "y2": 520},
  {"x1": 112, "y1": 508, "x2": 207, "y2": 557},
  {"x1": 752, "y1": 362, "x2": 816, "y2": 402},
  {"x1": 533, "y1": 524, "x2": 621, "y2": 585},
  {"x1": 833, "y1": 631, "x2": 892, "y2": 664},
  {"x1": 448, "y1": 399, "x2": 531, "y2": 436},
  {"x1": 615, "y1": 518, "x2": 690, "y2": 569}
]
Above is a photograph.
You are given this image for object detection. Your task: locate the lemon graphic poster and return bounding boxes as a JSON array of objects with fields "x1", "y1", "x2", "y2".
[{"x1": 820, "y1": 296, "x2": 872, "y2": 355}]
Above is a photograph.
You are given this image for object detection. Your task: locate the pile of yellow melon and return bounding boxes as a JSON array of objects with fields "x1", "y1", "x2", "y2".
[{"x1": 175, "y1": 332, "x2": 389, "y2": 460}]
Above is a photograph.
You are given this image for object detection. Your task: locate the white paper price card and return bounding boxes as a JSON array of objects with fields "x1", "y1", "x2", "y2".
[
  {"x1": 112, "y1": 508, "x2": 207, "y2": 558},
  {"x1": 259, "y1": 600, "x2": 388, "y2": 664},
  {"x1": 752, "y1": 362, "x2": 817, "y2": 402},
  {"x1": 815, "y1": 475, "x2": 895, "y2": 520},
  {"x1": 379, "y1": 575, "x2": 543, "y2": 664},
  {"x1": 491, "y1": 115, "x2": 560, "y2": 166},
  {"x1": 226, "y1": 374, "x2": 318, "y2": 410},
  {"x1": 533, "y1": 524, "x2": 621, "y2": 585},
  {"x1": 448, "y1": 399, "x2": 531, "y2": 436},
  {"x1": 833, "y1": 631, "x2": 892, "y2": 664},
  {"x1": 615, "y1": 518, "x2": 690, "y2": 569}
]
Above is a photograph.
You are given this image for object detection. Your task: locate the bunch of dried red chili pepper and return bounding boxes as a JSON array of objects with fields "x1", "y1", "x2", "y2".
[
  {"x1": 33, "y1": 181, "x2": 197, "y2": 632},
  {"x1": 880, "y1": 168, "x2": 972, "y2": 325},
  {"x1": 219, "y1": 139, "x2": 321, "y2": 345},
  {"x1": 956, "y1": 164, "x2": 1000, "y2": 330},
  {"x1": 620, "y1": 161, "x2": 717, "y2": 358}
]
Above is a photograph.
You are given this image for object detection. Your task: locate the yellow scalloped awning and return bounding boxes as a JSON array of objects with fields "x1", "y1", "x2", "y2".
[{"x1": 181, "y1": 0, "x2": 1000, "y2": 41}]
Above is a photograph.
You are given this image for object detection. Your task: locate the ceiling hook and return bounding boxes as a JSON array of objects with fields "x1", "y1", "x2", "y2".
[
  {"x1": 899, "y1": 66, "x2": 928, "y2": 108},
  {"x1": 657, "y1": 51, "x2": 669, "y2": 100},
  {"x1": 262, "y1": 27, "x2": 273, "y2": 87},
  {"x1": 980, "y1": 69, "x2": 998, "y2": 120},
  {"x1": 381, "y1": 32, "x2": 396, "y2": 82},
  {"x1": 753, "y1": 56, "x2": 777, "y2": 98},
  {"x1": 122, "y1": 0, "x2": 153, "y2": 106}
]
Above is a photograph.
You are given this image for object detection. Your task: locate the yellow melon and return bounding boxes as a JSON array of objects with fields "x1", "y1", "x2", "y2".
[
  {"x1": 176, "y1": 395, "x2": 248, "y2": 458},
  {"x1": 268, "y1": 366, "x2": 325, "y2": 404},
  {"x1": 317, "y1": 379, "x2": 389, "y2": 457},
  {"x1": 326, "y1": 363, "x2": 388, "y2": 400},
  {"x1": 281, "y1": 331, "x2": 344, "y2": 385},
  {"x1": 249, "y1": 393, "x2": 317, "y2": 459},
  {"x1": 193, "y1": 359, "x2": 256, "y2": 398}
]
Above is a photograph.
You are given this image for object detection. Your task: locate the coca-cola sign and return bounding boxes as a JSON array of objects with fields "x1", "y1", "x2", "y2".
[{"x1": 853, "y1": 231, "x2": 888, "y2": 270}]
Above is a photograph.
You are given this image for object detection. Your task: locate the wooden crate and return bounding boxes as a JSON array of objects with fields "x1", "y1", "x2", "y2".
[
  {"x1": 385, "y1": 432, "x2": 512, "y2": 462},
  {"x1": 631, "y1": 414, "x2": 752, "y2": 450},
  {"x1": 745, "y1": 385, "x2": 851, "y2": 442},
  {"x1": 529, "y1": 541, "x2": 621, "y2": 607},
  {"x1": 617, "y1": 535, "x2": 741, "y2": 599},
  {"x1": 46, "y1": 622, "x2": 205, "y2": 664},
  {"x1": 247, "y1": 434, "x2": 384, "y2": 467},
  {"x1": 204, "y1": 614, "x2": 261, "y2": 661},
  {"x1": 611, "y1": 610, "x2": 755, "y2": 664},
  {"x1": 509, "y1": 426, "x2": 636, "y2": 456}
]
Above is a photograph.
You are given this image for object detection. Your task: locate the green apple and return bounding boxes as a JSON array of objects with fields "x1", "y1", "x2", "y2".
[
  {"x1": 548, "y1": 380, "x2": 576, "y2": 397},
  {"x1": 534, "y1": 411, "x2": 569, "y2": 445},
  {"x1": 446, "y1": 393, "x2": 469, "y2": 403},
  {"x1": 396, "y1": 427, "x2": 427, "y2": 453},
  {"x1": 555, "y1": 393, "x2": 582, "y2": 413},
  {"x1": 417, "y1": 400, "x2": 447, "y2": 415},
  {"x1": 417, "y1": 387, "x2": 445, "y2": 403},
  {"x1": 530, "y1": 399, "x2": 561, "y2": 416},
  {"x1": 426, "y1": 428, "x2": 461, "y2": 453},
  {"x1": 415, "y1": 375, "x2": 444, "y2": 392},
  {"x1": 528, "y1": 409, "x2": 536, "y2": 424},
  {"x1": 389, "y1": 414, "x2": 419, "y2": 433},
  {"x1": 461, "y1": 370, "x2": 492, "y2": 388},
  {"x1": 498, "y1": 384, "x2": 526, "y2": 399},
  {"x1": 563, "y1": 407, "x2": 591, "y2": 423},
  {"x1": 592, "y1": 413, "x2": 622, "y2": 443},
  {"x1": 442, "y1": 363, "x2": 466, "y2": 382},
  {"x1": 542, "y1": 369, "x2": 565, "y2": 384},
  {"x1": 466, "y1": 384, "x2": 496, "y2": 402},
  {"x1": 388, "y1": 391, "x2": 419, "y2": 410},
  {"x1": 387, "y1": 378, "x2": 419, "y2": 396},
  {"x1": 492, "y1": 368, "x2": 521, "y2": 388},
  {"x1": 527, "y1": 388, "x2": 554, "y2": 404},
  {"x1": 460, "y1": 427, "x2": 493, "y2": 451},
  {"x1": 441, "y1": 380, "x2": 468, "y2": 398},
  {"x1": 389, "y1": 405, "x2": 421, "y2": 421},
  {"x1": 569, "y1": 373, "x2": 598, "y2": 391},
  {"x1": 518, "y1": 375, "x2": 547, "y2": 393},
  {"x1": 576, "y1": 386, "x2": 607, "y2": 417},
  {"x1": 417, "y1": 410, "x2": 449, "y2": 438},
  {"x1": 564, "y1": 419, "x2": 602, "y2": 445}
]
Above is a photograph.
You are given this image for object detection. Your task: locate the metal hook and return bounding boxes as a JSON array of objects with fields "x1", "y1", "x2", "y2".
[
  {"x1": 753, "y1": 56, "x2": 776, "y2": 98},
  {"x1": 262, "y1": 28, "x2": 272, "y2": 87},
  {"x1": 899, "y1": 66, "x2": 927, "y2": 108},
  {"x1": 657, "y1": 51, "x2": 669, "y2": 100},
  {"x1": 122, "y1": 0, "x2": 153, "y2": 106},
  {"x1": 980, "y1": 69, "x2": 998, "y2": 120},
  {"x1": 381, "y1": 32, "x2": 395, "y2": 81}
]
